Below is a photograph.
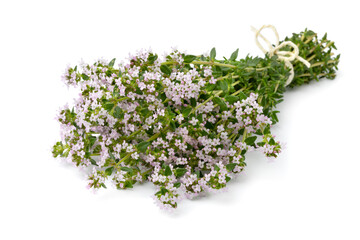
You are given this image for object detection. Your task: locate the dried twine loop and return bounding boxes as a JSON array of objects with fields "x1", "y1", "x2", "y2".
[{"x1": 251, "y1": 25, "x2": 311, "y2": 86}]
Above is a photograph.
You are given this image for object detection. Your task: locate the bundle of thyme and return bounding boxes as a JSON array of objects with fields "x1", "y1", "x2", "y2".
[{"x1": 52, "y1": 26, "x2": 339, "y2": 210}]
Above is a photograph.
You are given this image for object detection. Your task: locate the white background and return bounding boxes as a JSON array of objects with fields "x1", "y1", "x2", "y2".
[{"x1": 1, "y1": 0, "x2": 359, "y2": 239}]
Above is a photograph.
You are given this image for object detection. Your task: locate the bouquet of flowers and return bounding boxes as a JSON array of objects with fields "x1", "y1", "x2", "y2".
[{"x1": 52, "y1": 25, "x2": 339, "y2": 210}]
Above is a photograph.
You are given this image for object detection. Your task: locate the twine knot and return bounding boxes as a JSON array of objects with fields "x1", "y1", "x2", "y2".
[{"x1": 251, "y1": 25, "x2": 311, "y2": 86}]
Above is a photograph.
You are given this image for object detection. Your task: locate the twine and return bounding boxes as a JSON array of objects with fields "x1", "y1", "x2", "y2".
[{"x1": 251, "y1": 25, "x2": 311, "y2": 86}]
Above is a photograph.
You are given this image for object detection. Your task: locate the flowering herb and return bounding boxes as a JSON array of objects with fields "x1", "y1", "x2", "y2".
[{"x1": 52, "y1": 27, "x2": 339, "y2": 210}]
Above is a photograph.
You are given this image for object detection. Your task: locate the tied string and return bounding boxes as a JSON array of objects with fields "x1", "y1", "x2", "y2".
[{"x1": 251, "y1": 25, "x2": 311, "y2": 86}]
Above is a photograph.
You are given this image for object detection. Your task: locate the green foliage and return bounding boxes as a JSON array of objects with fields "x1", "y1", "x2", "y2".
[
  {"x1": 136, "y1": 141, "x2": 150, "y2": 152},
  {"x1": 210, "y1": 47, "x2": 216, "y2": 60},
  {"x1": 160, "y1": 65, "x2": 172, "y2": 75},
  {"x1": 213, "y1": 97, "x2": 228, "y2": 111},
  {"x1": 245, "y1": 136, "x2": 257, "y2": 146},
  {"x1": 230, "y1": 48, "x2": 239, "y2": 61},
  {"x1": 184, "y1": 55, "x2": 197, "y2": 63},
  {"x1": 164, "y1": 165, "x2": 172, "y2": 176},
  {"x1": 175, "y1": 168, "x2": 187, "y2": 177},
  {"x1": 108, "y1": 58, "x2": 116, "y2": 67},
  {"x1": 105, "y1": 167, "x2": 114, "y2": 176},
  {"x1": 81, "y1": 73, "x2": 90, "y2": 80},
  {"x1": 113, "y1": 106, "x2": 122, "y2": 119}
]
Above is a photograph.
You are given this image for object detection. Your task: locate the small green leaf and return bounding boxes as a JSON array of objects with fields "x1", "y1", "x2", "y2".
[
  {"x1": 217, "y1": 80, "x2": 228, "y2": 91},
  {"x1": 184, "y1": 55, "x2": 197, "y2": 63},
  {"x1": 170, "y1": 121, "x2": 176, "y2": 131},
  {"x1": 160, "y1": 65, "x2": 172, "y2": 75},
  {"x1": 245, "y1": 136, "x2": 257, "y2": 145},
  {"x1": 148, "y1": 54, "x2": 158, "y2": 64},
  {"x1": 108, "y1": 151, "x2": 115, "y2": 160},
  {"x1": 136, "y1": 141, "x2": 150, "y2": 152},
  {"x1": 212, "y1": 65, "x2": 222, "y2": 78},
  {"x1": 190, "y1": 98, "x2": 196, "y2": 107},
  {"x1": 225, "y1": 95, "x2": 239, "y2": 104},
  {"x1": 174, "y1": 182, "x2": 181, "y2": 188},
  {"x1": 89, "y1": 136, "x2": 97, "y2": 147},
  {"x1": 100, "y1": 183, "x2": 107, "y2": 189},
  {"x1": 113, "y1": 106, "x2": 122, "y2": 119},
  {"x1": 140, "y1": 108, "x2": 150, "y2": 117},
  {"x1": 210, "y1": 47, "x2": 216, "y2": 60},
  {"x1": 238, "y1": 91, "x2": 247, "y2": 101},
  {"x1": 104, "y1": 103, "x2": 115, "y2": 112},
  {"x1": 81, "y1": 73, "x2": 90, "y2": 80},
  {"x1": 226, "y1": 163, "x2": 237, "y2": 172},
  {"x1": 230, "y1": 48, "x2": 239, "y2": 61},
  {"x1": 105, "y1": 167, "x2": 114, "y2": 176},
  {"x1": 120, "y1": 167, "x2": 133, "y2": 174},
  {"x1": 214, "y1": 165, "x2": 220, "y2": 171},
  {"x1": 182, "y1": 107, "x2": 192, "y2": 117},
  {"x1": 124, "y1": 181, "x2": 133, "y2": 188},
  {"x1": 160, "y1": 186, "x2": 168, "y2": 195},
  {"x1": 213, "y1": 97, "x2": 228, "y2": 111},
  {"x1": 90, "y1": 158, "x2": 98, "y2": 166},
  {"x1": 175, "y1": 168, "x2": 187, "y2": 177},
  {"x1": 164, "y1": 165, "x2": 172, "y2": 176},
  {"x1": 269, "y1": 138, "x2": 275, "y2": 145},
  {"x1": 109, "y1": 58, "x2": 116, "y2": 67}
]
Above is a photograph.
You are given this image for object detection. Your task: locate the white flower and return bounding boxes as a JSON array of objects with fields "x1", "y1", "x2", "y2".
[
  {"x1": 189, "y1": 117, "x2": 198, "y2": 126},
  {"x1": 176, "y1": 114, "x2": 184, "y2": 123}
]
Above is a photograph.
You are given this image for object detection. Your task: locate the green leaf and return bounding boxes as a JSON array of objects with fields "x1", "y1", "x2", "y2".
[
  {"x1": 113, "y1": 106, "x2": 122, "y2": 119},
  {"x1": 226, "y1": 163, "x2": 237, "y2": 172},
  {"x1": 148, "y1": 54, "x2": 158, "y2": 64},
  {"x1": 90, "y1": 158, "x2": 98, "y2": 166},
  {"x1": 175, "y1": 168, "x2": 187, "y2": 177},
  {"x1": 120, "y1": 167, "x2": 133, "y2": 174},
  {"x1": 182, "y1": 107, "x2": 192, "y2": 117},
  {"x1": 105, "y1": 167, "x2": 114, "y2": 176},
  {"x1": 238, "y1": 91, "x2": 247, "y2": 101},
  {"x1": 170, "y1": 121, "x2": 176, "y2": 131},
  {"x1": 108, "y1": 151, "x2": 115, "y2": 160},
  {"x1": 136, "y1": 141, "x2": 150, "y2": 152},
  {"x1": 210, "y1": 47, "x2": 216, "y2": 60},
  {"x1": 190, "y1": 98, "x2": 196, "y2": 107},
  {"x1": 89, "y1": 136, "x2": 97, "y2": 147},
  {"x1": 81, "y1": 73, "x2": 90, "y2": 80},
  {"x1": 124, "y1": 181, "x2": 133, "y2": 188},
  {"x1": 174, "y1": 182, "x2": 181, "y2": 188},
  {"x1": 160, "y1": 186, "x2": 168, "y2": 195},
  {"x1": 225, "y1": 95, "x2": 239, "y2": 104},
  {"x1": 213, "y1": 97, "x2": 228, "y2": 111},
  {"x1": 100, "y1": 183, "x2": 107, "y2": 189},
  {"x1": 245, "y1": 136, "x2": 257, "y2": 145},
  {"x1": 140, "y1": 108, "x2": 150, "y2": 117},
  {"x1": 108, "y1": 58, "x2": 116, "y2": 67},
  {"x1": 164, "y1": 165, "x2": 172, "y2": 176},
  {"x1": 104, "y1": 103, "x2": 115, "y2": 112},
  {"x1": 212, "y1": 66, "x2": 222, "y2": 78},
  {"x1": 160, "y1": 65, "x2": 172, "y2": 75},
  {"x1": 217, "y1": 80, "x2": 228, "y2": 91},
  {"x1": 269, "y1": 138, "x2": 275, "y2": 145},
  {"x1": 184, "y1": 55, "x2": 197, "y2": 63},
  {"x1": 214, "y1": 165, "x2": 220, "y2": 171},
  {"x1": 230, "y1": 48, "x2": 239, "y2": 61}
]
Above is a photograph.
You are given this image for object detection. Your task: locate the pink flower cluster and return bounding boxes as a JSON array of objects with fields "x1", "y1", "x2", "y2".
[{"x1": 53, "y1": 48, "x2": 281, "y2": 210}]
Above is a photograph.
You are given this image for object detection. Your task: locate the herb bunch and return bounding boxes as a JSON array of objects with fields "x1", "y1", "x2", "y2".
[{"x1": 52, "y1": 28, "x2": 339, "y2": 210}]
